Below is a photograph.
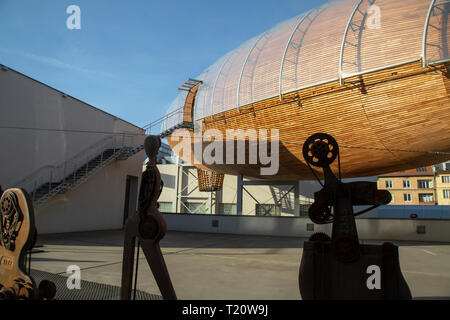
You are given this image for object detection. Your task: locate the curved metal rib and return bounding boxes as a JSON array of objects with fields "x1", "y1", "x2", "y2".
[
  {"x1": 209, "y1": 52, "x2": 233, "y2": 116},
  {"x1": 339, "y1": 0, "x2": 364, "y2": 85},
  {"x1": 423, "y1": 0, "x2": 438, "y2": 67},
  {"x1": 278, "y1": 10, "x2": 313, "y2": 99},
  {"x1": 237, "y1": 30, "x2": 273, "y2": 107},
  {"x1": 422, "y1": 0, "x2": 450, "y2": 68}
]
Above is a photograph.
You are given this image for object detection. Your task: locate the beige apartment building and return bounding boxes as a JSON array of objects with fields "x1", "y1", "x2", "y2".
[
  {"x1": 378, "y1": 163, "x2": 450, "y2": 206},
  {"x1": 435, "y1": 166, "x2": 450, "y2": 205},
  {"x1": 378, "y1": 167, "x2": 436, "y2": 205}
]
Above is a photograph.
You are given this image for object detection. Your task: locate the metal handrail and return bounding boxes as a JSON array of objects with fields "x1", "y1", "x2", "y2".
[
  {"x1": 143, "y1": 107, "x2": 185, "y2": 135},
  {"x1": 10, "y1": 132, "x2": 136, "y2": 196},
  {"x1": 143, "y1": 107, "x2": 184, "y2": 130},
  {"x1": 11, "y1": 135, "x2": 114, "y2": 188}
]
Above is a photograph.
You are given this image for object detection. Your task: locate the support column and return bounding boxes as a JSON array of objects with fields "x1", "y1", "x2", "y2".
[
  {"x1": 209, "y1": 191, "x2": 213, "y2": 215},
  {"x1": 237, "y1": 173, "x2": 243, "y2": 215},
  {"x1": 294, "y1": 181, "x2": 300, "y2": 216},
  {"x1": 173, "y1": 156, "x2": 180, "y2": 213}
]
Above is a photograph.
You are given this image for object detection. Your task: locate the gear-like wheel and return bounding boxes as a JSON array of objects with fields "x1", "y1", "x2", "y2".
[
  {"x1": 1, "y1": 195, "x2": 13, "y2": 217},
  {"x1": 309, "y1": 232, "x2": 331, "y2": 242},
  {"x1": 333, "y1": 234, "x2": 359, "y2": 263},
  {"x1": 308, "y1": 203, "x2": 333, "y2": 224},
  {"x1": 302, "y1": 133, "x2": 339, "y2": 168}
]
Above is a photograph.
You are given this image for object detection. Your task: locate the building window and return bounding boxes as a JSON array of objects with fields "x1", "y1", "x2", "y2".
[
  {"x1": 403, "y1": 180, "x2": 411, "y2": 188},
  {"x1": 385, "y1": 180, "x2": 393, "y2": 189},
  {"x1": 416, "y1": 167, "x2": 427, "y2": 172},
  {"x1": 403, "y1": 193, "x2": 412, "y2": 202},
  {"x1": 299, "y1": 204, "x2": 311, "y2": 217},
  {"x1": 444, "y1": 190, "x2": 450, "y2": 199},
  {"x1": 158, "y1": 202, "x2": 173, "y2": 213},
  {"x1": 219, "y1": 203, "x2": 237, "y2": 215},
  {"x1": 418, "y1": 194, "x2": 434, "y2": 203},
  {"x1": 442, "y1": 176, "x2": 450, "y2": 183},
  {"x1": 182, "y1": 202, "x2": 206, "y2": 214},
  {"x1": 417, "y1": 180, "x2": 432, "y2": 189},
  {"x1": 255, "y1": 204, "x2": 281, "y2": 216}
]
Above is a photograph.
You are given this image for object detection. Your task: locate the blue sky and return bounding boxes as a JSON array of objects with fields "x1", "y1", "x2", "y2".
[{"x1": 0, "y1": 0, "x2": 325, "y2": 128}]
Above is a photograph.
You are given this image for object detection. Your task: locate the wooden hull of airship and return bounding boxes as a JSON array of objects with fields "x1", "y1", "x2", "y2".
[{"x1": 163, "y1": 0, "x2": 450, "y2": 180}]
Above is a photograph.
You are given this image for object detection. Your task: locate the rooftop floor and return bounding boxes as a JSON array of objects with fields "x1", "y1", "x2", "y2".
[{"x1": 32, "y1": 230, "x2": 450, "y2": 300}]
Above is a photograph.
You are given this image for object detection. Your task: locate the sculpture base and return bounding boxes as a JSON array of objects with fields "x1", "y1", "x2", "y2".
[{"x1": 299, "y1": 241, "x2": 412, "y2": 300}]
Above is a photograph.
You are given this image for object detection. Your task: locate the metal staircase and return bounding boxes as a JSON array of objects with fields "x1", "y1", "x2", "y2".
[
  {"x1": 10, "y1": 135, "x2": 144, "y2": 207},
  {"x1": 10, "y1": 106, "x2": 187, "y2": 208}
]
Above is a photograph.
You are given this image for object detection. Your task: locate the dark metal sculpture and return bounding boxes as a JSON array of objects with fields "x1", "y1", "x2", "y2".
[
  {"x1": 0, "y1": 188, "x2": 56, "y2": 300},
  {"x1": 121, "y1": 135, "x2": 177, "y2": 300},
  {"x1": 299, "y1": 133, "x2": 412, "y2": 299}
]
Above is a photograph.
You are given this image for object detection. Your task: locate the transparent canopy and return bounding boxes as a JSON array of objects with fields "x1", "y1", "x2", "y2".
[{"x1": 163, "y1": 0, "x2": 449, "y2": 129}]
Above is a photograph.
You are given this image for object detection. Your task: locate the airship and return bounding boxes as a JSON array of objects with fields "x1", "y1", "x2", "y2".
[{"x1": 160, "y1": 0, "x2": 450, "y2": 181}]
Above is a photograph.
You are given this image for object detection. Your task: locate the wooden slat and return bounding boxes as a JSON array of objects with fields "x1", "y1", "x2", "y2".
[{"x1": 168, "y1": 60, "x2": 450, "y2": 181}]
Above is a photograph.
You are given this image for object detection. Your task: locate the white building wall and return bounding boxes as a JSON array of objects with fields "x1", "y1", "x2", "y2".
[
  {"x1": 0, "y1": 66, "x2": 143, "y2": 188},
  {"x1": 163, "y1": 214, "x2": 450, "y2": 242},
  {"x1": 35, "y1": 153, "x2": 144, "y2": 234},
  {"x1": 0, "y1": 66, "x2": 145, "y2": 234}
]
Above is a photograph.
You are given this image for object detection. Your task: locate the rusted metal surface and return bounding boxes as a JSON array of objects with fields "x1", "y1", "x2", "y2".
[
  {"x1": 121, "y1": 135, "x2": 177, "y2": 300},
  {"x1": 299, "y1": 133, "x2": 412, "y2": 299}
]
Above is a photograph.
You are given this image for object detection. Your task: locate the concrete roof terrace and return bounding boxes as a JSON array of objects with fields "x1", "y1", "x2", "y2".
[{"x1": 30, "y1": 229, "x2": 450, "y2": 300}]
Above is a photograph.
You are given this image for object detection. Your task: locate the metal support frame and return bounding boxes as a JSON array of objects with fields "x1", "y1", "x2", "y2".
[
  {"x1": 235, "y1": 174, "x2": 301, "y2": 216},
  {"x1": 339, "y1": 0, "x2": 375, "y2": 85},
  {"x1": 422, "y1": 0, "x2": 450, "y2": 67},
  {"x1": 279, "y1": 7, "x2": 324, "y2": 99},
  {"x1": 173, "y1": 162, "x2": 215, "y2": 214}
]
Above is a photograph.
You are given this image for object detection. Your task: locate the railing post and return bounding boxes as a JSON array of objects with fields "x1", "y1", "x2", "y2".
[
  {"x1": 49, "y1": 171, "x2": 53, "y2": 193},
  {"x1": 85, "y1": 155, "x2": 89, "y2": 176},
  {"x1": 33, "y1": 181, "x2": 37, "y2": 202},
  {"x1": 73, "y1": 164, "x2": 76, "y2": 185},
  {"x1": 63, "y1": 163, "x2": 67, "y2": 184}
]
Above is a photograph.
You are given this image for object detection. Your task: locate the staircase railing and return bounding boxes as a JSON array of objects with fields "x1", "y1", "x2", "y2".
[
  {"x1": 143, "y1": 107, "x2": 185, "y2": 136},
  {"x1": 9, "y1": 133, "x2": 136, "y2": 198}
]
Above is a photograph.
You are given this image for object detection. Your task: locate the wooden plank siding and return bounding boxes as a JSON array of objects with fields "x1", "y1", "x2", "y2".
[{"x1": 167, "y1": 61, "x2": 450, "y2": 180}]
